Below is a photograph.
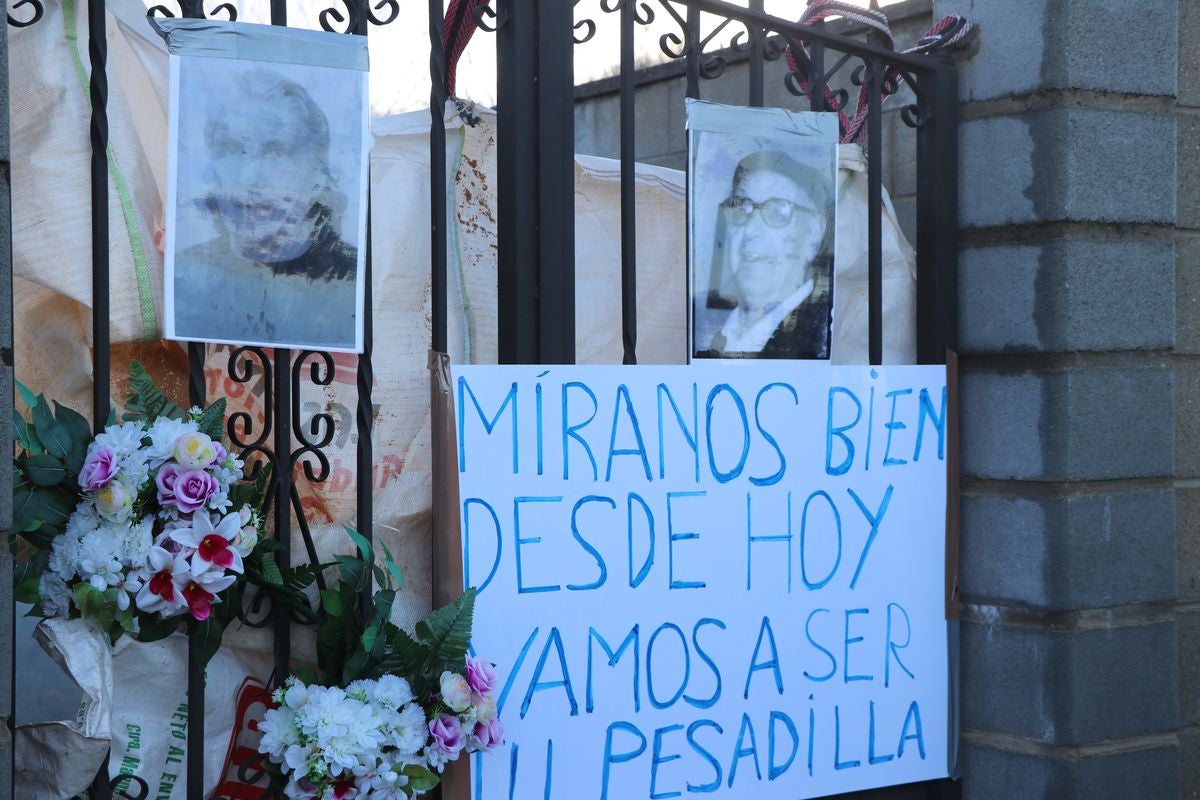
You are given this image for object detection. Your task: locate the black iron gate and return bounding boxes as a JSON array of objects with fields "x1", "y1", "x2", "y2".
[{"x1": 4, "y1": 0, "x2": 964, "y2": 798}]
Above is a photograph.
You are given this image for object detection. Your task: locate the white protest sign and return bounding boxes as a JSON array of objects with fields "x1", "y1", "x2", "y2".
[{"x1": 454, "y1": 362, "x2": 951, "y2": 799}]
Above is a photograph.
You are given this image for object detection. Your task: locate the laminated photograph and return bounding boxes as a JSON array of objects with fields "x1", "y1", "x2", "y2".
[
  {"x1": 160, "y1": 19, "x2": 370, "y2": 353},
  {"x1": 687, "y1": 98, "x2": 838, "y2": 361}
]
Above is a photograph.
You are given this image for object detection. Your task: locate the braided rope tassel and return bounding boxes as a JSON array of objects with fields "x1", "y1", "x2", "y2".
[{"x1": 443, "y1": 0, "x2": 488, "y2": 96}]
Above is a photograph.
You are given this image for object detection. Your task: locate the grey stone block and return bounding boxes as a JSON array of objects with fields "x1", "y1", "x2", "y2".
[
  {"x1": 960, "y1": 743, "x2": 1181, "y2": 800},
  {"x1": 0, "y1": 552, "x2": 9, "y2": 720},
  {"x1": 1179, "y1": 488, "x2": 1200, "y2": 603},
  {"x1": 1180, "y1": 114, "x2": 1200, "y2": 230},
  {"x1": 935, "y1": 0, "x2": 1178, "y2": 102},
  {"x1": 1183, "y1": 728, "x2": 1200, "y2": 800},
  {"x1": 1181, "y1": 0, "x2": 1200, "y2": 109},
  {"x1": 961, "y1": 109, "x2": 1175, "y2": 228},
  {"x1": 0, "y1": 724, "x2": 9, "y2": 800},
  {"x1": 574, "y1": 93, "x2": 621, "y2": 160},
  {"x1": 961, "y1": 490, "x2": 1176, "y2": 611},
  {"x1": 962, "y1": 621, "x2": 1178, "y2": 744},
  {"x1": 1177, "y1": 362, "x2": 1200, "y2": 478},
  {"x1": 959, "y1": 240, "x2": 1175, "y2": 354},
  {"x1": 1180, "y1": 611, "x2": 1200, "y2": 727},
  {"x1": 961, "y1": 366, "x2": 1175, "y2": 481},
  {"x1": 1177, "y1": 237, "x2": 1200, "y2": 355}
]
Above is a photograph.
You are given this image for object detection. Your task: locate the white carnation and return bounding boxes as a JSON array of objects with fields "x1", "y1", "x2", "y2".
[
  {"x1": 120, "y1": 517, "x2": 154, "y2": 567},
  {"x1": 388, "y1": 702, "x2": 428, "y2": 757},
  {"x1": 48, "y1": 531, "x2": 83, "y2": 580},
  {"x1": 370, "y1": 674, "x2": 414, "y2": 710},
  {"x1": 38, "y1": 573, "x2": 75, "y2": 617},
  {"x1": 146, "y1": 417, "x2": 197, "y2": 467},
  {"x1": 93, "y1": 420, "x2": 146, "y2": 457}
]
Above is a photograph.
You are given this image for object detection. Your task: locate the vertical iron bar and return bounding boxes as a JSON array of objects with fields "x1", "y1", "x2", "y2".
[
  {"x1": 535, "y1": 0, "x2": 575, "y2": 363},
  {"x1": 271, "y1": 0, "x2": 287, "y2": 25},
  {"x1": 273, "y1": 349, "x2": 292, "y2": 680},
  {"x1": 354, "y1": 0, "x2": 373, "y2": 619},
  {"x1": 495, "y1": 0, "x2": 538, "y2": 362},
  {"x1": 186, "y1": 347, "x2": 205, "y2": 800},
  {"x1": 914, "y1": 69, "x2": 936, "y2": 363},
  {"x1": 748, "y1": 0, "x2": 763, "y2": 107},
  {"x1": 808, "y1": 17, "x2": 825, "y2": 113},
  {"x1": 934, "y1": 61, "x2": 959, "y2": 356},
  {"x1": 685, "y1": 4, "x2": 700, "y2": 100},
  {"x1": 431, "y1": 0, "x2": 448, "y2": 355},
  {"x1": 90, "y1": 0, "x2": 109, "y2": 431},
  {"x1": 867, "y1": 57, "x2": 883, "y2": 365},
  {"x1": 619, "y1": 0, "x2": 636, "y2": 364}
]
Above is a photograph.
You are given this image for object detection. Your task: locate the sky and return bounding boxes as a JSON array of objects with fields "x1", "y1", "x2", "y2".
[{"x1": 187, "y1": 0, "x2": 904, "y2": 116}]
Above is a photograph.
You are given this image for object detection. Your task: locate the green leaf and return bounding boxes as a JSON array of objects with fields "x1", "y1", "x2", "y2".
[
  {"x1": 23, "y1": 453, "x2": 66, "y2": 487},
  {"x1": 334, "y1": 554, "x2": 366, "y2": 591},
  {"x1": 341, "y1": 649, "x2": 370, "y2": 685},
  {"x1": 361, "y1": 624, "x2": 379, "y2": 653},
  {"x1": 344, "y1": 526, "x2": 373, "y2": 562},
  {"x1": 320, "y1": 588, "x2": 344, "y2": 618},
  {"x1": 402, "y1": 765, "x2": 440, "y2": 793},
  {"x1": 197, "y1": 398, "x2": 227, "y2": 440},
  {"x1": 125, "y1": 360, "x2": 181, "y2": 422},
  {"x1": 189, "y1": 616, "x2": 224, "y2": 669},
  {"x1": 15, "y1": 380, "x2": 38, "y2": 410},
  {"x1": 53, "y1": 401, "x2": 92, "y2": 443},
  {"x1": 30, "y1": 487, "x2": 73, "y2": 529},
  {"x1": 295, "y1": 666, "x2": 318, "y2": 685},
  {"x1": 379, "y1": 541, "x2": 404, "y2": 591},
  {"x1": 13, "y1": 409, "x2": 43, "y2": 454},
  {"x1": 14, "y1": 578, "x2": 40, "y2": 604},
  {"x1": 32, "y1": 400, "x2": 71, "y2": 460},
  {"x1": 373, "y1": 589, "x2": 395, "y2": 626},
  {"x1": 14, "y1": 552, "x2": 48, "y2": 586},
  {"x1": 11, "y1": 484, "x2": 38, "y2": 533},
  {"x1": 414, "y1": 588, "x2": 476, "y2": 676},
  {"x1": 20, "y1": 524, "x2": 60, "y2": 552},
  {"x1": 371, "y1": 626, "x2": 428, "y2": 682},
  {"x1": 137, "y1": 614, "x2": 184, "y2": 643},
  {"x1": 260, "y1": 554, "x2": 285, "y2": 587}
]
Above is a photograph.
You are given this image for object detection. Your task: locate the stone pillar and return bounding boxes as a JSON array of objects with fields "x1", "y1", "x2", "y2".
[{"x1": 935, "y1": 0, "x2": 1188, "y2": 796}]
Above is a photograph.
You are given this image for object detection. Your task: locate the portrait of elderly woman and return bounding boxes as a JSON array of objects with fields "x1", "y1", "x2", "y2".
[
  {"x1": 687, "y1": 102, "x2": 838, "y2": 362},
  {"x1": 166, "y1": 58, "x2": 368, "y2": 352}
]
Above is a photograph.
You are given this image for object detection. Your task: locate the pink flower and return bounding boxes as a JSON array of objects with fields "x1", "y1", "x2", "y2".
[
  {"x1": 79, "y1": 446, "x2": 118, "y2": 491},
  {"x1": 472, "y1": 718, "x2": 503, "y2": 751},
  {"x1": 172, "y1": 469, "x2": 217, "y2": 513},
  {"x1": 429, "y1": 714, "x2": 465, "y2": 755},
  {"x1": 181, "y1": 581, "x2": 217, "y2": 621},
  {"x1": 465, "y1": 656, "x2": 497, "y2": 695},
  {"x1": 155, "y1": 463, "x2": 181, "y2": 504},
  {"x1": 209, "y1": 441, "x2": 227, "y2": 467}
]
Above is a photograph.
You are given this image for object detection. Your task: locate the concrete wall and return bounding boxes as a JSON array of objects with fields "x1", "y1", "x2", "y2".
[{"x1": 935, "y1": 0, "x2": 1192, "y2": 796}]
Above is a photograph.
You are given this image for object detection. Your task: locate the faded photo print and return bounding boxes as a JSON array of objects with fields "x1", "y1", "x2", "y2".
[
  {"x1": 165, "y1": 48, "x2": 369, "y2": 352},
  {"x1": 687, "y1": 100, "x2": 838, "y2": 361}
]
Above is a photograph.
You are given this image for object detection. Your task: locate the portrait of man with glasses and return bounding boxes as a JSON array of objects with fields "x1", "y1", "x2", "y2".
[{"x1": 686, "y1": 101, "x2": 837, "y2": 362}]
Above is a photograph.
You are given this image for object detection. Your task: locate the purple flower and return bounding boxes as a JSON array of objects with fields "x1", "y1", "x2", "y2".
[
  {"x1": 156, "y1": 463, "x2": 181, "y2": 505},
  {"x1": 173, "y1": 469, "x2": 218, "y2": 513},
  {"x1": 209, "y1": 441, "x2": 227, "y2": 468},
  {"x1": 472, "y1": 718, "x2": 503, "y2": 751},
  {"x1": 465, "y1": 656, "x2": 497, "y2": 696},
  {"x1": 429, "y1": 713, "x2": 465, "y2": 755},
  {"x1": 79, "y1": 446, "x2": 118, "y2": 491}
]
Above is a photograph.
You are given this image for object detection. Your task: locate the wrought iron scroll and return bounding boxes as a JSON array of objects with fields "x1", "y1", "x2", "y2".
[{"x1": 7, "y1": 0, "x2": 42, "y2": 26}]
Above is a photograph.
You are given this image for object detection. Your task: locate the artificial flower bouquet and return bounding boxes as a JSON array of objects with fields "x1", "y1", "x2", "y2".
[
  {"x1": 12, "y1": 361, "x2": 316, "y2": 662},
  {"x1": 257, "y1": 530, "x2": 502, "y2": 799}
]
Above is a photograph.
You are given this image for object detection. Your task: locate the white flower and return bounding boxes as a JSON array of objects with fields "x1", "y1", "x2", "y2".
[
  {"x1": 170, "y1": 510, "x2": 245, "y2": 578},
  {"x1": 474, "y1": 693, "x2": 497, "y2": 723},
  {"x1": 146, "y1": 417, "x2": 197, "y2": 468},
  {"x1": 133, "y1": 546, "x2": 191, "y2": 616},
  {"x1": 423, "y1": 743, "x2": 451, "y2": 774},
  {"x1": 439, "y1": 671, "x2": 472, "y2": 713},
  {"x1": 77, "y1": 528, "x2": 125, "y2": 590},
  {"x1": 173, "y1": 431, "x2": 217, "y2": 471},
  {"x1": 48, "y1": 530, "x2": 83, "y2": 580},
  {"x1": 370, "y1": 674, "x2": 414, "y2": 710},
  {"x1": 38, "y1": 573, "x2": 74, "y2": 617},
  {"x1": 259, "y1": 705, "x2": 300, "y2": 758},
  {"x1": 93, "y1": 479, "x2": 136, "y2": 524},
  {"x1": 120, "y1": 517, "x2": 154, "y2": 567},
  {"x1": 93, "y1": 421, "x2": 146, "y2": 457},
  {"x1": 388, "y1": 703, "x2": 428, "y2": 757}
]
